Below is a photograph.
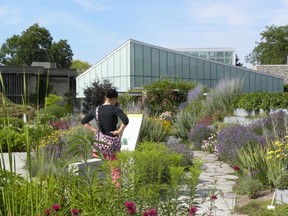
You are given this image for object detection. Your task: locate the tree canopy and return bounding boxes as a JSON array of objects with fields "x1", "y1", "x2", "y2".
[
  {"x1": 71, "y1": 59, "x2": 91, "y2": 75},
  {"x1": 0, "y1": 23, "x2": 73, "y2": 68},
  {"x1": 245, "y1": 24, "x2": 288, "y2": 65}
]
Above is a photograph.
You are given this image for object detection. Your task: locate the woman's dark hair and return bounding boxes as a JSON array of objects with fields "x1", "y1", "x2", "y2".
[{"x1": 105, "y1": 88, "x2": 118, "y2": 99}]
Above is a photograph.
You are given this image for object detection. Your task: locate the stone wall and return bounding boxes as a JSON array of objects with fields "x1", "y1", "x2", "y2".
[{"x1": 254, "y1": 65, "x2": 288, "y2": 84}]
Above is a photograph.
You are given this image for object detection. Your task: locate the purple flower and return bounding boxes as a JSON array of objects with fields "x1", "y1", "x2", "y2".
[
  {"x1": 45, "y1": 208, "x2": 51, "y2": 216},
  {"x1": 71, "y1": 208, "x2": 80, "y2": 216},
  {"x1": 188, "y1": 206, "x2": 198, "y2": 216},
  {"x1": 52, "y1": 204, "x2": 61, "y2": 212},
  {"x1": 124, "y1": 201, "x2": 137, "y2": 214},
  {"x1": 142, "y1": 208, "x2": 158, "y2": 216},
  {"x1": 210, "y1": 195, "x2": 217, "y2": 200},
  {"x1": 232, "y1": 165, "x2": 240, "y2": 171},
  {"x1": 189, "y1": 124, "x2": 215, "y2": 150}
]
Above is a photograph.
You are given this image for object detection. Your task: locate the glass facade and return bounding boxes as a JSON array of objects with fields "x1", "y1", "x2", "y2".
[
  {"x1": 173, "y1": 48, "x2": 236, "y2": 65},
  {"x1": 76, "y1": 39, "x2": 283, "y2": 98}
]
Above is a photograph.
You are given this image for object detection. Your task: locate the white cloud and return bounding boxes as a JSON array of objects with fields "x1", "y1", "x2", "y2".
[
  {"x1": 73, "y1": 0, "x2": 108, "y2": 12},
  {"x1": 0, "y1": 6, "x2": 21, "y2": 25}
]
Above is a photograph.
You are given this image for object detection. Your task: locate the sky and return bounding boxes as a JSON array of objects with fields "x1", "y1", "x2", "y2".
[{"x1": 1, "y1": 0, "x2": 288, "y2": 68}]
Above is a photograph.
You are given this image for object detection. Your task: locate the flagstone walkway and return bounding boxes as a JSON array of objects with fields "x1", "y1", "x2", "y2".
[{"x1": 192, "y1": 151, "x2": 247, "y2": 216}]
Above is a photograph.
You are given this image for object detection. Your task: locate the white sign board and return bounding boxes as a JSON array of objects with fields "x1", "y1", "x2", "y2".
[{"x1": 121, "y1": 114, "x2": 143, "y2": 151}]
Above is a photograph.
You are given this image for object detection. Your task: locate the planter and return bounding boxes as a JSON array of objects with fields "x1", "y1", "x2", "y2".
[{"x1": 276, "y1": 189, "x2": 288, "y2": 204}]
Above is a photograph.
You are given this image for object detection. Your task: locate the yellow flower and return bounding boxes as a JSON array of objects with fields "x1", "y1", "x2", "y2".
[
  {"x1": 275, "y1": 154, "x2": 282, "y2": 159},
  {"x1": 267, "y1": 150, "x2": 274, "y2": 155},
  {"x1": 275, "y1": 149, "x2": 282, "y2": 153},
  {"x1": 275, "y1": 141, "x2": 283, "y2": 147}
]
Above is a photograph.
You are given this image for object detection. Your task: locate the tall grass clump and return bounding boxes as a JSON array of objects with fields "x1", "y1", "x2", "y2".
[
  {"x1": 202, "y1": 77, "x2": 244, "y2": 116},
  {"x1": 139, "y1": 114, "x2": 172, "y2": 142}
]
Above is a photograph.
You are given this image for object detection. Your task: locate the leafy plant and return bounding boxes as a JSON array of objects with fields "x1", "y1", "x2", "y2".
[
  {"x1": 143, "y1": 78, "x2": 197, "y2": 115},
  {"x1": 275, "y1": 173, "x2": 288, "y2": 190},
  {"x1": 235, "y1": 178, "x2": 263, "y2": 199},
  {"x1": 139, "y1": 114, "x2": 172, "y2": 142},
  {"x1": 189, "y1": 124, "x2": 215, "y2": 150},
  {"x1": 201, "y1": 77, "x2": 244, "y2": 116},
  {"x1": 172, "y1": 110, "x2": 198, "y2": 139},
  {"x1": 234, "y1": 144, "x2": 270, "y2": 185},
  {"x1": 216, "y1": 125, "x2": 261, "y2": 161},
  {"x1": 82, "y1": 78, "x2": 116, "y2": 114}
]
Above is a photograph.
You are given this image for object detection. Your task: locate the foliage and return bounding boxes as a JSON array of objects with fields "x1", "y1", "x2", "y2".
[
  {"x1": 189, "y1": 124, "x2": 215, "y2": 150},
  {"x1": 30, "y1": 125, "x2": 94, "y2": 177},
  {"x1": 232, "y1": 92, "x2": 288, "y2": 111},
  {"x1": 0, "y1": 23, "x2": 73, "y2": 68},
  {"x1": 172, "y1": 109, "x2": 198, "y2": 139},
  {"x1": 0, "y1": 94, "x2": 36, "y2": 119},
  {"x1": 245, "y1": 24, "x2": 288, "y2": 65},
  {"x1": 165, "y1": 136, "x2": 194, "y2": 167},
  {"x1": 179, "y1": 84, "x2": 207, "y2": 110},
  {"x1": 275, "y1": 173, "x2": 288, "y2": 190},
  {"x1": 139, "y1": 114, "x2": 172, "y2": 142},
  {"x1": 82, "y1": 78, "x2": 116, "y2": 114},
  {"x1": 201, "y1": 77, "x2": 243, "y2": 116},
  {"x1": 143, "y1": 78, "x2": 197, "y2": 115},
  {"x1": 71, "y1": 59, "x2": 91, "y2": 75},
  {"x1": 235, "y1": 199, "x2": 288, "y2": 216},
  {"x1": 234, "y1": 178, "x2": 263, "y2": 199},
  {"x1": 234, "y1": 144, "x2": 270, "y2": 185},
  {"x1": 132, "y1": 141, "x2": 184, "y2": 184},
  {"x1": 284, "y1": 84, "x2": 288, "y2": 92},
  {"x1": 0, "y1": 126, "x2": 26, "y2": 152},
  {"x1": 201, "y1": 133, "x2": 217, "y2": 153},
  {"x1": 267, "y1": 135, "x2": 288, "y2": 174},
  {"x1": 215, "y1": 125, "x2": 262, "y2": 161}
]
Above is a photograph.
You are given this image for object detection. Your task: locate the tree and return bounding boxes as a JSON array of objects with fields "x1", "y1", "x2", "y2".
[
  {"x1": 0, "y1": 23, "x2": 73, "y2": 68},
  {"x1": 235, "y1": 54, "x2": 243, "y2": 67},
  {"x1": 82, "y1": 78, "x2": 116, "y2": 114},
  {"x1": 245, "y1": 25, "x2": 288, "y2": 65},
  {"x1": 71, "y1": 59, "x2": 91, "y2": 75},
  {"x1": 49, "y1": 39, "x2": 73, "y2": 68}
]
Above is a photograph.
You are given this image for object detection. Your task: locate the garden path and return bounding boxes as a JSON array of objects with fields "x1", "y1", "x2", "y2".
[{"x1": 191, "y1": 151, "x2": 246, "y2": 216}]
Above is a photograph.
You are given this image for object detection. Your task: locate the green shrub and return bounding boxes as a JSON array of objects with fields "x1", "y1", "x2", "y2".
[
  {"x1": 202, "y1": 77, "x2": 243, "y2": 116},
  {"x1": 132, "y1": 141, "x2": 185, "y2": 184},
  {"x1": 172, "y1": 110, "x2": 197, "y2": 139},
  {"x1": 143, "y1": 78, "x2": 197, "y2": 115},
  {"x1": 233, "y1": 143, "x2": 270, "y2": 185},
  {"x1": 276, "y1": 173, "x2": 288, "y2": 190},
  {"x1": 232, "y1": 92, "x2": 288, "y2": 111},
  {"x1": 0, "y1": 127, "x2": 26, "y2": 152},
  {"x1": 0, "y1": 116, "x2": 24, "y2": 128},
  {"x1": 82, "y1": 78, "x2": 116, "y2": 114},
  {"x1": 139, "y1": 114, "x2": 172, "y2": 142},
  {"x1": 235, "y1": 178, "x2": 263, "y2": 199}
]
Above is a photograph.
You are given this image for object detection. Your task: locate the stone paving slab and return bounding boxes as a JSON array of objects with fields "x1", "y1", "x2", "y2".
[
  {"x1": 193, "y1": 151, "x2": 238, "y2": 216},
  {"x1": 0, "y1": 152, "x2": 27, "y2": 177}
]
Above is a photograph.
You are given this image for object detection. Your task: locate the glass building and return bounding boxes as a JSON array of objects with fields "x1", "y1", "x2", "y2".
[
  {"x1": 76, "y1": 39, "x2": 283, "y2": 100},
  {"x1": 172, "y1": 48, "x2": 236, "y2": 65}
]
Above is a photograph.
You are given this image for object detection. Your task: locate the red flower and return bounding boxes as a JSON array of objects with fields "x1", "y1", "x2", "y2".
[
  {"x1": 71, "y1": 208, "x2": 80, "y2": 216},
  {"x1": 52, "y1": 204, "x2": 61, "y2": 212},
  {"x1": 124, "y1": 201, "x2": 137, "y2": 214},
  {"x1": 188, "y1": 206, "x2": 198, "y2": 216},
  {"x1": 210, "y1": 195, "x2": 217, "y2": 200},
  {"x1": 44, "y1": 208, "x2": 51, "y2": 216},
  {"x1": 233, "y1": 165, "x2": 240, "y2": 171},
  {"x1": 142, "y1": 208, "x2": 158, "y2": 216}
]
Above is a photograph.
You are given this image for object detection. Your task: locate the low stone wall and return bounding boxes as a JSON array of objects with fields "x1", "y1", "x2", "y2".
[{"x1": 254, "y1": 65, "x2": 288, "y2": 84}]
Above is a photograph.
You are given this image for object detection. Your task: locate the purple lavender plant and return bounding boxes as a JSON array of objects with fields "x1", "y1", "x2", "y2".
[
  {"x1": 166, "y1": 136, "x2": 194, "y2": 166},
  {"x1": 187, "y1": 84, "x2": 204, "y2": 103},
  {"x1": 216, "y1": 125, "x2": 259, "y2": 161},
  {"x1": 189, "y1": 124, "x2": 215, "y2": 150}
]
